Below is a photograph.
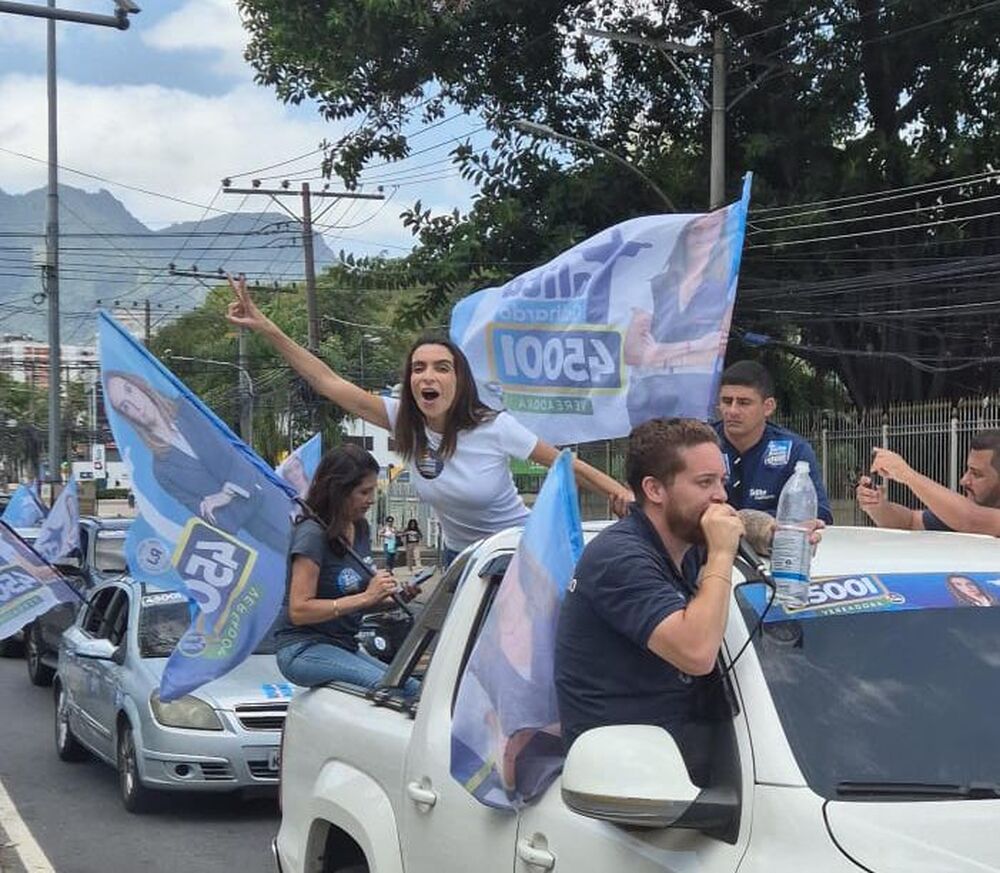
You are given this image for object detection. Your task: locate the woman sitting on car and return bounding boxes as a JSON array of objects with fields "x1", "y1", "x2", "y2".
[{"x1": 273, "y1": 445, "x2": 419, "y2": 694}]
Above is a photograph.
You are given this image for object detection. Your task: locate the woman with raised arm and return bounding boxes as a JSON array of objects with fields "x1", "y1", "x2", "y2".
[{"x1": 226, "y1": 275, "x2": 632, "y2": 566}]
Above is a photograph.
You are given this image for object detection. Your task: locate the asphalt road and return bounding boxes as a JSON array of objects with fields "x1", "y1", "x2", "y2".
[{"x1": 0, "y1": 656, "x2": 279, "y2": 873}]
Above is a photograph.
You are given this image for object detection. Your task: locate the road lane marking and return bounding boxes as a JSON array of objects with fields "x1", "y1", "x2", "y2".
[{"x1": 0, "y1": 778, "x2": 54, "y2": 873}]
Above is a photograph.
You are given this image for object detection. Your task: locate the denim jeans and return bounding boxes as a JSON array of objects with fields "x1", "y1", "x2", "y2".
[
  {"x1": 277, "y1": 640, "x2": 419, "y2": 697},
  {"x1": 442, "y1": 546, "x2": 461, "y2": 568}
]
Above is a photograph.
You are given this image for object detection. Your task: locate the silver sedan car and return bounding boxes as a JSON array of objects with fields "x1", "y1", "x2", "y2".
[{"x1": 54, "y1": 577, "x2": 296, "y2": 812}]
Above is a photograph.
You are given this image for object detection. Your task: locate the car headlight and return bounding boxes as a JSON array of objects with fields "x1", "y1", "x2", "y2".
[{"x1": 149, "y1": 692, "x2": 223, "y2": 730}]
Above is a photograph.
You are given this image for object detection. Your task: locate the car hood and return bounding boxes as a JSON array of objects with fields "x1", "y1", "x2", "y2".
[
  {"x1": 825, "y1": 799, "x2": 1000, "y2": 871},
  {"x1": 142, "y1": 654, "x2": 295, "y2": 710}
]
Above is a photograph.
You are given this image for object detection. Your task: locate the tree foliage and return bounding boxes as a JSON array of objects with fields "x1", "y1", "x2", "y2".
[
  {"x1": 239, "y1": 0, "x2": 1000, "y2": 406},
  {"x1": 150, "y1": 274, "x2": 417, "y2": 462}
]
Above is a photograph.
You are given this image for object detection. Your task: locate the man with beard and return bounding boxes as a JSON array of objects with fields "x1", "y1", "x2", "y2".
[
  {"x1": 555, "y1": 418, "x2": 805, "y2": 785},
  {"x1": 859, "y1": 430, "x2": 1000, "y2": 534}
]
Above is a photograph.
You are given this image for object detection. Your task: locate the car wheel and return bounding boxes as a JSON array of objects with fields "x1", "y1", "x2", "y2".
[
  {"x1": 26, "y1": 625, "x2": 55, "y2": 687},
  {"x1": 54, "y1": 682, "x2": 87, "y2": 762},
  {"x1": 116, "y1": 721, "x2": 154, "y2": 813}
]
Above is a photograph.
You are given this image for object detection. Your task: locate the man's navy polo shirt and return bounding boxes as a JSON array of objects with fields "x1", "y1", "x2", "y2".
[
  {"x1": 922, "y1": 509, "x2": 952, "y2": 531},
  {"x1": 554, "y1": 507, "x2": 716, "y2": 752},
  {"x1": 713, "y1": 420, "x2": 834, "y2": 524}
]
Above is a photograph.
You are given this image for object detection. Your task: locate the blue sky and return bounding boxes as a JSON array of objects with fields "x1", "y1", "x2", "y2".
[{"x1": 0, "y1": 0, "x2": 484, "y2": 260}]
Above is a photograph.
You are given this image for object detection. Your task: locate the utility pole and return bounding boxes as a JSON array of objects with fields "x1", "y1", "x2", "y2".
[
  {"x1": 300, "y1": 183, "x2": 319, "y2": 351},
  {"x1": 144, "y1": 298, "x2": 151, "y2": 345},
  {"x1": 221, "y1": 181, "x2": 383, "y2": 352},
  {"x1": 1, "y1": 0, "x2": 140, "y2": 485},
  {"x1": 582, "y1": 26, "x2": 778, "y2": 209},
  {"x1": 45, "y1": 0, "x2": 59, "y2": 485},
  {"x1": 710, "y1": 29, "x2": 726, "y2": 210},
  {"x1": 237, "y1": 327, "x2": 252, "y2": 446}
]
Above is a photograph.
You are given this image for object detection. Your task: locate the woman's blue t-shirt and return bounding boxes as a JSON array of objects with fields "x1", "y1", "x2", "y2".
[{"x1": 274, "y1": 518, "x2": 374, "y2": 652}]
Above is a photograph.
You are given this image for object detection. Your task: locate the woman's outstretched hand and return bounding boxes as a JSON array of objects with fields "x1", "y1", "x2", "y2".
[{"x1": 226, "y1": 272, "x2": 271, "y2": 333}]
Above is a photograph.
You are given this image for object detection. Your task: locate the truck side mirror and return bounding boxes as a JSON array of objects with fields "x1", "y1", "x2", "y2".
[
  {"x1": 561, "y1": 725, "x2": 736, "y2": 831},
  {"x1": 76, "y1": 638, "x2": 117, "y2": 661}
]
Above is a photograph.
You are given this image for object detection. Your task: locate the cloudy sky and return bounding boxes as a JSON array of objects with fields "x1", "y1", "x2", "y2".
[{"x1": 0, "y1": 0, "x2": 486, "y2": 258}]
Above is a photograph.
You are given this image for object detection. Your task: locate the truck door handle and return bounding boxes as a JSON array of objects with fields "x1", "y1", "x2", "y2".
[
  {"x1": 406, "y1": 781, "x2": 437, "y2": 807},
  {"x1": 517, "y1": 838, "x2": 555, "y2": 870}
]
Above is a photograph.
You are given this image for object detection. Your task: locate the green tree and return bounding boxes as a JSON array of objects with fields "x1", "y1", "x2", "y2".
[
  {"x1": 150, "y1": 276, "x2": 419, "y2": 462},
  {"x1": 239, "y1": 0, "x2": 1000, "y2": 406}
]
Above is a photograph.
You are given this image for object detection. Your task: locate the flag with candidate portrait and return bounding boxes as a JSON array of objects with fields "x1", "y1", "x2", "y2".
[
  {"x1": 33, "y1": 477, "x2": 80, "y2": 563},
  {"x1": 275, "y1": 433, "x2": 322, "y2": 497},
  {"x1": 98, "y1": 312, "x2": 298, "y2": 701},
  {"x1": 450, "y1": 449, "x2": 583, "y2": 809},
  {"x1": 1, "y1": 483, "x2": 47, "y2": 527},
  {"x1": 451, "y1": 175, "x2": 752, "y2": 443},
  {"x1": 0, "y1": 521, "x2": 78, "y2": 642}
]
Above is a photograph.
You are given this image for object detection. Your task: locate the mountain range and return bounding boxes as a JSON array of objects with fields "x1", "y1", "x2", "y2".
[{"x1": 0, "y1": 185, "x2": 336, "y2": 344}]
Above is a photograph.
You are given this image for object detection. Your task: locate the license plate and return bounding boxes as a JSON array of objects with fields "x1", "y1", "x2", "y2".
[{"x1": 267, "y1": 748, "x2": 281, "y2": 771}]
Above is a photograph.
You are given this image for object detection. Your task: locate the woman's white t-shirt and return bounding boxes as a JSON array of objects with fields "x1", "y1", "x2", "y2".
[{"x1": 383, "y1": 397, "x2": 538, "y2": 551}]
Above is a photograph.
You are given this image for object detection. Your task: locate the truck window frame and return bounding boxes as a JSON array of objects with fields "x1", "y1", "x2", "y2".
[{"x1": 368, "y1": 550, "x2": 479, "y2": 713}]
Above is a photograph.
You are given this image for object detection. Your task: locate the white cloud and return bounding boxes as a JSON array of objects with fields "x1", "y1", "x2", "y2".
[
  {"x1": 0, "y1": 73, "x2": 432, "y2": 255},
  {"x1": 0, "y1": 14, "x2": 48, "y2": 50},
  {"x1": 141, "y1": 0, "x2": 249, "y2": 77}
]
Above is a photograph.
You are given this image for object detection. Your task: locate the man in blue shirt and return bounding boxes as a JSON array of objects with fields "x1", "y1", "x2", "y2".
[
  {"x1": 555, "y1": 418, "x2": 772, "y2": 785},
  {"x1": 858, "y1": 430, "x2": 1000, "y2": 532},
  {"x1": 713, "y1": 361, "x2": 833, "y2": 524}
]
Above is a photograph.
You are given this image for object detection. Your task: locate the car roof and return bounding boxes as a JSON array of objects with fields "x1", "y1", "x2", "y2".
[
  {"x1": 13, "y1": 526, "x2": 43, "y2": 539},
  {"x1": 470, "y1": 520, "x2": 1000, "y2": 576},
  {"x1": 79, "y1": 516, "x2": 133, "y2": 531},
  {"x1": 811, "y1": 526, "x2": 1000, "y2": 576}
]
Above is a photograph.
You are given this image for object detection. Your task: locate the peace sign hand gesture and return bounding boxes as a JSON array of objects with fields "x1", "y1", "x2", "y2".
[{"x1": 226, "y1": 272, "x2": 271, "y2": 333}]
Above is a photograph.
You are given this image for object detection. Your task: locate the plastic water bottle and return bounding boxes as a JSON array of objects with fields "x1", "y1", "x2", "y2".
[{"x1": 771, "y1": 461, "x2": 817, "y2": 608}]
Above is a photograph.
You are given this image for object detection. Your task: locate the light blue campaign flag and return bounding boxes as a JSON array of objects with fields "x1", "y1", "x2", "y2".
[
  {"x1": 275, "y1": 433, "x2": 322, "y2": 496},
  {"x1": 98, "y1": 312, "x2": 298, "y2": 701},
  {"x1": 33, "y1": 477, "x2": 80, "y2": 563},
  {"x1": 1, "y1": 483, "x2": 48, "y2": 527},
  {"x1": 0, "y1": 521, "x2": 79, "y2": 642},
  {"x1": 450, "y1": 449, "x2": 583, "y2": 809},
  {"x1": 451, "y1": 174, "x2": 752, "y2": 443}
]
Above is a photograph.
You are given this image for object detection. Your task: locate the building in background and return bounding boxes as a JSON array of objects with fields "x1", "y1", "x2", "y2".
[{"x1": 0, "y1": 335, "x2": 97, "y2": 389}]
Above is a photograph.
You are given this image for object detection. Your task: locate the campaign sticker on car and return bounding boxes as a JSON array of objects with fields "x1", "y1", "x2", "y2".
[
  {"x1": 742, "y1": 571, "x2": 1000, "y2": 622},
  {"x1": 261, "y1": 682, "x2": 294, "y2": 699}
]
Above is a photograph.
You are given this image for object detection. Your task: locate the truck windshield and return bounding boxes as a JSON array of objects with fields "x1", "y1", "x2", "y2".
[
  {"x1": 138, "y1": 596, "x2": 279, "y2": 658},
  {"x1": 736, "y1": 586, "x2": 1000, "y2": 800},
  {"x1": 95, "y1": 531, "x2": 128, "y2": 574}
]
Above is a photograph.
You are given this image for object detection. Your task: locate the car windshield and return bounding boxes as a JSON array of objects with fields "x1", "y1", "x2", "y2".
[
  {"x1": 736, "y1": 584, "x2": 1000, "y2": 800},
  {"x1": 95, "y1": 531, "x2": 128, "y2": 574},
  {"x1": 138, "y1": 593, "x2": 279, "y2": 658}
]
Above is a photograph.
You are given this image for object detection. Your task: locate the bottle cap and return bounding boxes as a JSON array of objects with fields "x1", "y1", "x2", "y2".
[{"x1": 794, "y1": 461, "x2": 810, "y2": 474}]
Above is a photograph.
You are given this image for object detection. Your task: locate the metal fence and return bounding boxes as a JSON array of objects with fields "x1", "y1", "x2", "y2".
[
  {"x1": 369, "y1": 394, "x2": 1000, "y2": 535},
  {"x1": 373, "y1": 475, "x2": 445, "y2": 550},
  {"x1": 580, "y1": 394, "x2": 1000, "y2": 526},
  {"x1": 777, "y1": 396, "x2": 1000, "y2": 525}
]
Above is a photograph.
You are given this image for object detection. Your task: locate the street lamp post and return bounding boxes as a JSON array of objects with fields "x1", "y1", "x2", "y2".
[
  {"x1": 511, "y1": 119, "x2": 676, "y2": 212},
  {"x1": 359, "y1": 333, "x2": 382, "y2": 441},
  {"x1": 0, "y1": 1, "x2": 140, "y2": 487},
  {"x1": 162, "y1": 351, "x2": 255, "y2": 447}
]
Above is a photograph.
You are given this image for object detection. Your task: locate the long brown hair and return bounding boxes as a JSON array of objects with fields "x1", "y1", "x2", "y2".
[
  {"x1": 104, "y1": 370, "x2": 178, "y2": 457},
  {"x1": 301, "y1": 444, "x2": 379, "y2": 556},
  {"x1": 394, "y1": 334, "x2": 497, "y2": 461}
]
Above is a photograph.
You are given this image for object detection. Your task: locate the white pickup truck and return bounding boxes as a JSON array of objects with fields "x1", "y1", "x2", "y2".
[{"x1": 274, "y1": 524, "x2": 1000, "y2": 873}]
